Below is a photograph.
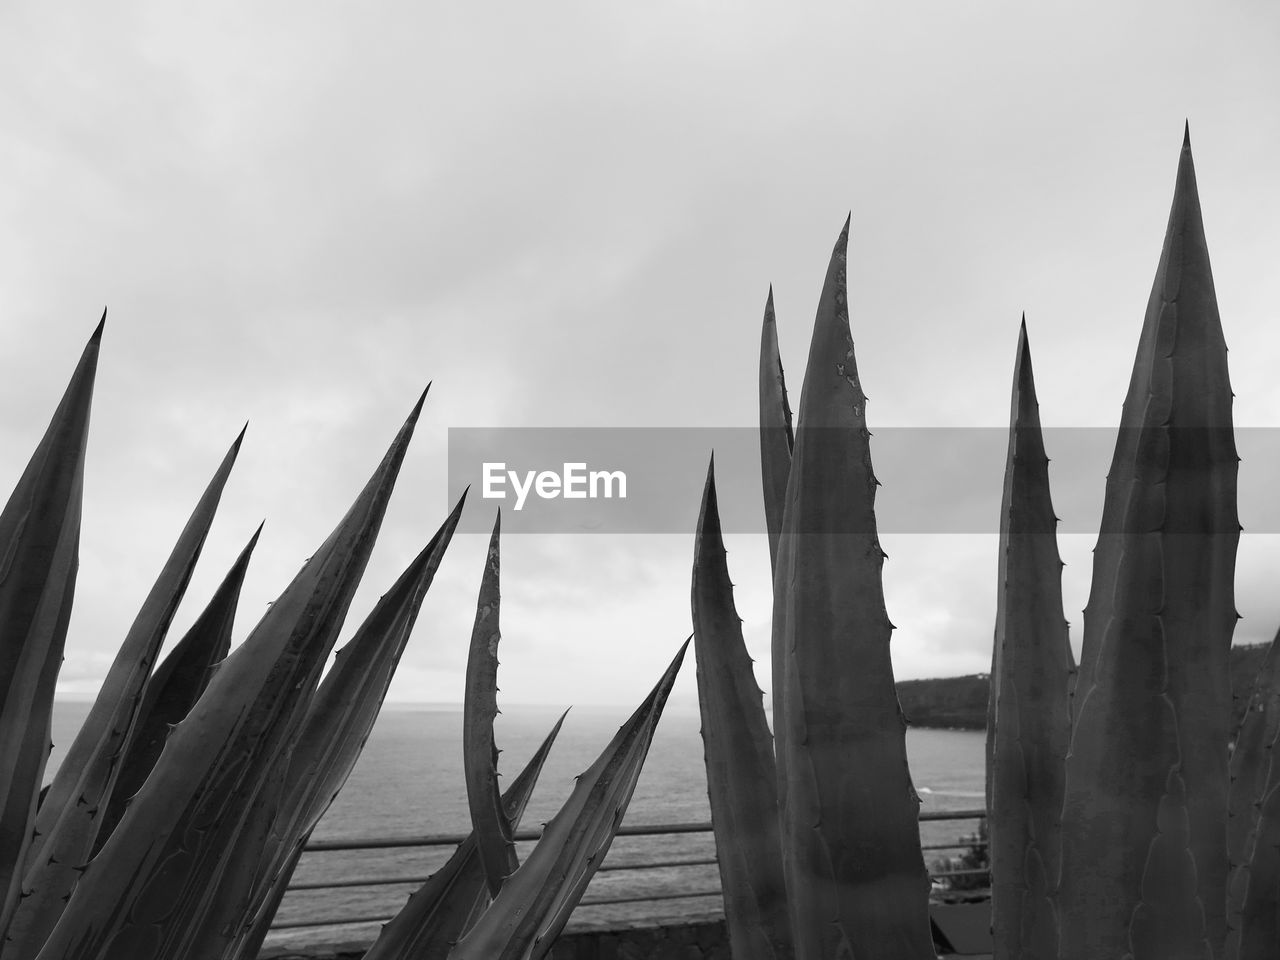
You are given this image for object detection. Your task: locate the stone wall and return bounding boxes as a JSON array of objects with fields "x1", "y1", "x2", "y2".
[
  {"x1": 546, "y1": 917, "x2": 729, "y2": 960},
  {"x1": 262, "y1": 915, "x2": 729, "y2": 960}
]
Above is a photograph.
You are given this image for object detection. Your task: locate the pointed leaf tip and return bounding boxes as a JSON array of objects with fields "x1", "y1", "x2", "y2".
[
  {"x1": 697, "y1": 463, "x2": 721, "y2": 541},
  {"x1": 1183, "y1": 119, "x2": 1191, "y2": 148},
  {"x1": 1014, "y1": 322, "x2": 1036, "y2": 393},
  {"x1": 378, "y1": 390, "x2": 429, "y2": 462},
  {"x1": 400, "y1": 387, "x2": 430, "y2": 431},
  {"x1": 451, "y1": 487, "x2": 470, "y2": 515},
  {"x1": 92, "y1": 310, "x2": 106, "y2": 340},
  {"x1": 837, "y1": 213, "x2": 852, "y2": 249}
]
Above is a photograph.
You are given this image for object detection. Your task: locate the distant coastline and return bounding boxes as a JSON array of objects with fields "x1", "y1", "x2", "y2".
[
  {"x1": 897, "y1": 641, "x2": 1270, "y2": 731},
  {"x1": 54, "y1": 641, "x2": 1273, "y2": 732}
]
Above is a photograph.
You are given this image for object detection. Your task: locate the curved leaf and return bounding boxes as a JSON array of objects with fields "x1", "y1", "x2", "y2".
[
  {"x1": 7, "y1": 428, "x2": 242, "y2": 957},
  {"x1": 758, "y1": 289, "x2": 794, "y2": 836},
  {"x1": 759, "y1": 286, "x2": 793, "y2": 579},
  {"x1": 772, "y1": 218, "x2": 934, "y2": 960},
  {"x1": 0, "y1": 318, "x2": 100, "y2": 936},
  {"x1": 463, "y1": 512, "x2": 516, "y2": 898},
  {"x1": 227, "y1": 493, "x2": 467, "y2": 960},
  {"x1": 692, "y1": 458, "x2": 791, "y2": 959}
]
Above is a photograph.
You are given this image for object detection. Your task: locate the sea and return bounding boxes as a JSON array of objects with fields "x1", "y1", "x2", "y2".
[{"x1": 49, "y1": 701, "x2": 986, "y2": 942}]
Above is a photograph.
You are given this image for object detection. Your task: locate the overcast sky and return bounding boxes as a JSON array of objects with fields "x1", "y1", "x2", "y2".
[{"x1": 2, "y1": 1, "x2": 1278, "y2": 709}]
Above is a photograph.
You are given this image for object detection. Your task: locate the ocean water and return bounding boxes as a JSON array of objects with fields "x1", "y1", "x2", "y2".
[{"x1": 48, "y1": 701, "x2": 985, "y2": 939}]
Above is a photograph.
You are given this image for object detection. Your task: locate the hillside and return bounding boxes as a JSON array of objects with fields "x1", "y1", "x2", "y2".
[{"x1": 898, "y1": 641, "x2": 1271, "y2": 731}]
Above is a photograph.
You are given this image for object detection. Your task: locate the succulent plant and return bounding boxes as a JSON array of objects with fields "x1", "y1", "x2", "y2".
[
  {"x1": 696, "y1": 217, "x2": 937, "y2": 960},
  {"x1": 773, "y1": 218, "x2": 935, "y2": 960},
  {"x1": 10, "y1": 122, "x2": 1279, "y2": 960},
  {"x1": 0, "y1": 322, "x2": 685, "y2": 960},
  {"x1": 1, "y1": 319, "x2": 101, "y2": 945},
  {"x1": 691, "y1": 457, "x2": 791, "y2": 959},
  {"x1": 692, "y1": 123, "x2": 1280, "y2": 960}
]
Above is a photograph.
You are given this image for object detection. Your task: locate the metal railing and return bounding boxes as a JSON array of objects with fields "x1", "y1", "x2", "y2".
[{"x1": 270, "y1": 808, "x2": 988, "y2": 932}]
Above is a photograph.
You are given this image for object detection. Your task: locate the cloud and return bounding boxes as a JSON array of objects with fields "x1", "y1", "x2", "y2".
[{"x1": 3, "y1": 0, "x2": 1279, "y2": 706}]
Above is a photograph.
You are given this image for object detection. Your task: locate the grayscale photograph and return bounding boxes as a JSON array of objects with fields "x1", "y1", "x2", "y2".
[{"x1": 1, "y1": 3, "x2": 1277, "y2": 959}]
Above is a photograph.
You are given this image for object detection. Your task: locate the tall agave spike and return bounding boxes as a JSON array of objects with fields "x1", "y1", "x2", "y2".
[
  {"x1": 986, "y1": 320, "x2": 1074, "y2": 960},
  {"x1": 35, "y1": 391, "x2": 426, "y2": 960},
  {"x1": 1226, "y1": 627, "x2": 1280, "y2": 959},
  {"x1": 1058, "y1": 126, "x2": 1239, "y2": 960},
  {"x1": 759, "y1": 287, "x2": 794, "y2": 812},
  {"x1": 772, "y1": 218, "x2": 934, "y2": 959},
  {"x1": 448, "y1": 642, "x2": 687, "y2": 960},
  {"x1": 5, "y1": 428, "x2": 243, "y2": 957},
  {"x1": 759, "y1": 286, "x2": 794, "y2": 579},
  {"x1": 463, "y1": 511, "x2": 518, "y2": 898},
  {"x1": 226, "y1": 493, "x2": 468, "y2": 960},
  {"x1": 692, "y1": 457, "x2": 792, "y2": 959},
  {"x1": 94, "y1": 523, "x2": 262, "y2": 853},
  {"x1": 0, "y1": 318, "x2": 101, "y2": 937},
  {"x1": 362, "y1": 711, "x2": 567, "y2": 960}
]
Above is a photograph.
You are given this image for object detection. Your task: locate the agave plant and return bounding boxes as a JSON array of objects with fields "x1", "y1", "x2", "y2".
[
  {"x1": 0, "y1": 322, "x2": 687, "y2": 960},
  {"x1": 691, "y1": 124, "x2": 1280, "y2": 960},
  {"x1": 694, "y1": 219, "x2": 936, "y2": 960}
]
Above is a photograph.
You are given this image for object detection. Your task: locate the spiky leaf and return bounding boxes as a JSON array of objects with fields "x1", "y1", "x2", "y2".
[
  {"x1": 692, "y1": 458, "x2": 792, "y2": 959},
  {"x1": 759, "y1": 288, "x2": 794, "y2": 824},
  {"x1": 35, "y1": 392, "x2": 425, "y2": 960},
  {"x1": 227, "y1": 494, "x2": 467, "y2": 960},
  {"x1": 463, "y1": 512, "x2": 517, "y2": 897},
  {"x1": 986, "y1": 320, "x2": 1074, "y2": 960},
  {"x1": 772, "y1": 218, "x2": 934, "y2": 960},
  {"x1": 1058, "y1": 127, "x2": 1238, "y2": 960},
  {"x1": 6, "y1": 430, "x2": 242, "y2": 956},
  {"x1": 0, "y1": 319, "x2": 100, "y2": 936},
  {"x1": 759, "y1": 286, "x2": 794, "y2": 579}
]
